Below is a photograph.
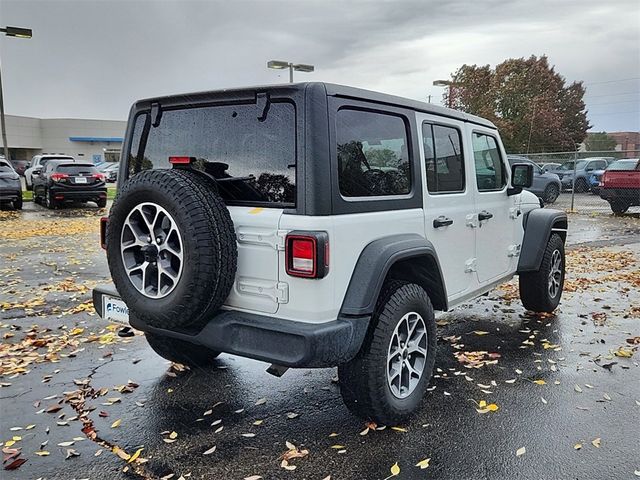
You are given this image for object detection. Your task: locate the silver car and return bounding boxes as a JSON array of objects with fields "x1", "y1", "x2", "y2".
[{"x1": 508, "y1": 155, "x2": 561, "y2": 204}]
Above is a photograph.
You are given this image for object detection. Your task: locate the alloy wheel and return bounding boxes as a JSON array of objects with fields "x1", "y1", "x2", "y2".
[{"x1": 387, "y1": 311, "x2": 428, "y2": 399}]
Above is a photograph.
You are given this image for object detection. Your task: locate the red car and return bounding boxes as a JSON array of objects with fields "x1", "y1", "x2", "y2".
[{"x1": 599, "y1": 158, "x2": 640, "y2": 213}]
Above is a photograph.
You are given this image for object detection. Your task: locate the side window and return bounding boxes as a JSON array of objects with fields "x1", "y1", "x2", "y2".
[
  {"x1": 423, "y1": 123, "x2": 464, "y2": 193},
  {"x1": 472, "y1": 133, "x2": 506, "y2": 191},
  {"x1": 336, "y1": 109, "x2": 411, "y2": 197}
]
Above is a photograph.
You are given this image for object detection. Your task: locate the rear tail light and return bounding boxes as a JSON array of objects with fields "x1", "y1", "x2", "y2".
[
  {"x1": 100, "y1": 217, "x2": 108, "y2": 250},
  {"x1": 285, "y1": 232, "x2": 329, "y2": 279},
  {"x1": 51, "y1": 173, "x2": 69, "y2": 182},
  {"x1": 93, "y1": 173, "x2": 106, "y2": 181}
]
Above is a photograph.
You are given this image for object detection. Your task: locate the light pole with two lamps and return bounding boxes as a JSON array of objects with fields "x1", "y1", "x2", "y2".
[
  {"x1": 432, "y1": 79, "x2": 458, "y2": 109},
  {"x1": 267, "y1": 60, "x2": 314, "y2": 83},
  {"x1": 0, "y1": 26, "x2": 33, "y2": 161}
]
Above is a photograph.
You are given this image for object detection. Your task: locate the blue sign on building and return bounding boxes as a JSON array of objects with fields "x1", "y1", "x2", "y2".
[{"x1": 93, "y1": 154, "x2": 102, "y2": 164}]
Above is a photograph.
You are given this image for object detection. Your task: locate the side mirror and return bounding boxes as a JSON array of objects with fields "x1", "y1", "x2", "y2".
[
  {"x1": 508, "y1": 163, "x2": 533, "y2": 195},
  {"x1": 33, "y1": 169, "x2": 42, "y2": 176}
]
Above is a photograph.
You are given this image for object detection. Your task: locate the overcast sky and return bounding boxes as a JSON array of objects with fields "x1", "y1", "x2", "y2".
[{"x1": 1, "y1": 0, "x2": 639, "y2": 132}]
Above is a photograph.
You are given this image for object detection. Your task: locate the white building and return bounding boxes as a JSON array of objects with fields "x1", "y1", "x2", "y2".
[{"x1": 1, "y1": 114, "x2": 126, "y2": 163}]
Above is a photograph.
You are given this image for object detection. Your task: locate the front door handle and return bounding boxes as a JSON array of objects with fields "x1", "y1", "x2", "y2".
[
  {"x1": 478, "y1": 211, "x2": 493, "y2": 221},
  {"x1": 433, "y1": 216, "x2": 454, "y2": 228}
]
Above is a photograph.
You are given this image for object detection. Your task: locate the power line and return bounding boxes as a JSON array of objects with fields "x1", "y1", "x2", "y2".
[
  {"x1": 587, "y1": 110, "x2": 640, "y2": 116},
  {"x1": 583, "y1": 90, "x2": 640, "y2": 99},
  {"x1": 582, "y1": 77, "x2": 640, "y2": 86}
]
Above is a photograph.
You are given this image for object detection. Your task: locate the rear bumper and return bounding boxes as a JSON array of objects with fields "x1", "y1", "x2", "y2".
[
  {"x1": 50, "y1": 187, "x2": 107, "y2": 201},
  {"x1": 92, "y1": 284, "x2": 369, "y2": 368},
  {"x1": 0, "y1": 188, "x2": 21, "y2": 201},
  {"x1": 600, "y1": 188, "x2": 640, "y2": 204}
]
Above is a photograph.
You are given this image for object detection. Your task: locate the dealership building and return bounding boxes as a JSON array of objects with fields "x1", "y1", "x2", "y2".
[{"x1": 1, "y1": 114, "x2": 127, "y2": 164}]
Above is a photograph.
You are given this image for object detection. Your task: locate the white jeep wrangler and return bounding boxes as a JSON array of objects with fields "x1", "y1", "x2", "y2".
[{"x1": 93, "y1": 83, "x2": 567, "y2": 424}]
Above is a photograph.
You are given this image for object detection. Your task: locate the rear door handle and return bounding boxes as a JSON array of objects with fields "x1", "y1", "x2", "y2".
[
  {"x1": 478, "y1": 211, "x2": 493, "y2": 221},
  {"x1": 433, "y1": 216, "x2": 454, "y2": 228}
]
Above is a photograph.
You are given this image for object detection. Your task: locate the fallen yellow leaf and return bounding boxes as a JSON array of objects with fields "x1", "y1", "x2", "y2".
[
  {"x1": 533, "y1": 380, "x2": 546, "y2": 385},
  {"x1": 128, "y1": 448, "x2": 143, "y2": 463},
  {"x1": 111, "y1": 419, "x2": 122, "y2": 428},
  {"x1": 415, "y1": 458, "x2": 431, "y2": 469},
  {"x1": 591, "y1": 438, "x2": 601, "y2": 448},
  {"x1": 390, "y1": 462, "x2": 401, "y2": 476}
]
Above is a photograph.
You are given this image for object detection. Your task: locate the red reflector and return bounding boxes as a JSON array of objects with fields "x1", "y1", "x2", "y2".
[
  {"x1": 169, "y1": 156, "x2": 192, "y2": 164},
  {"x1": 54, "y1": 194, "x2": 64, "y2": 200},
  {"x1": 100, "y1": 217, "x2": 108, "y2": 250},
  {"x1": 51, "y1": 173, "x2": 69, "y2": 181}
]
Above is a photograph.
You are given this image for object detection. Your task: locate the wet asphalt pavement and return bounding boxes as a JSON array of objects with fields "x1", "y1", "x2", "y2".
[{"x1": 1, "y1": 202, "x2": 639, "y2": 480}]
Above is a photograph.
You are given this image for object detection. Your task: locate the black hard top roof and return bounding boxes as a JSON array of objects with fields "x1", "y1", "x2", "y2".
[{"x1": 137, "y1": 82, "x2": 496, "y2": 129}]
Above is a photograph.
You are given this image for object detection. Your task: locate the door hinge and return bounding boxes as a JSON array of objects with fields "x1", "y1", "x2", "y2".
[
  {"x1": 465, "y1": 258, "x2": 477, "y2": 273},
  {"x1": 465, "y1": 214, "x2": 478, "y2": 228},
  {"x1": 236, "y1": 228, "x2": 287, "y2": 250},
  {"x1": 236, "y1": 279, "x2": 289, "y2": 303},
  {"x1": 275, "y1": 282, "x2": 289, "y2": 303},
  {"x1": 507, "y1": 244, "x2": 521, "y2": 257}
]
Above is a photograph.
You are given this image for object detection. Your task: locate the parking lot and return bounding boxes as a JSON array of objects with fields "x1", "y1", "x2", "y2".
[{"x1": 1, "y1": 202, "x2": 639, "y2": 480}]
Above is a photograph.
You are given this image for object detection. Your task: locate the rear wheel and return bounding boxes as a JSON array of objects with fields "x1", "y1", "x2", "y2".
[
  {"x1": 610, "y1": 201, "x2": 629, "y2": 214},
  {"x1": 145, "y1": 333, "x2": 220, "y2": 367},
  {"x1": 97, "y1": 197, "x2": 107, "y2": 208},
  {"x1": 543, "y1": 183, "x2": 559, "y2": 204},
  {"x1": 519, "y1": 233, "x2": 565, "y2": 312},
  {"x1": 338, "y1": 281, "x2": 436, "y2": 425},
  {"x1": 13, "y1": 195, "x2": 23, "y2": 210},
  {"x1": 44, "y1": 189, "x2": 57, "y2": 209}
]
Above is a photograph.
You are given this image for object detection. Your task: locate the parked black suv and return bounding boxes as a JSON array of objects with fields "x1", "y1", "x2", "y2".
[
  {"x1": 33, "y1": 160, "x2": 107, "y2": 209},
  {"x1": 0, "y1": 158, "x2": 22, "y2": 210}
]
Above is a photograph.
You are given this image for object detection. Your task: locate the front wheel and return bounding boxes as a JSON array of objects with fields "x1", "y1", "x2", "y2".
[
  {"x1": 145, "y1": 333, "x2": 221, "y2": 367},
  {"x1": 519, "y1": 233, "x2": 565, "y2": 312},
  {"x1": 573, "y1": 178, "x2": 589, "y2": 193},
  {"x1": 338, "y1": 281, "x2": 436, "y2": 425},
  {"x1": 13, "y1": 196, "x2": 23, "y2": 210}
]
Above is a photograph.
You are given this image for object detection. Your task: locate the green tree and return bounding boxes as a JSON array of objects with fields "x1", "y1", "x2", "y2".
[
  {"x1": 584, "y1": 132, "x2": 617, "y2": 151},
  {"x1": 444, "y1": 55, "x2": 590, "y2": 153}
]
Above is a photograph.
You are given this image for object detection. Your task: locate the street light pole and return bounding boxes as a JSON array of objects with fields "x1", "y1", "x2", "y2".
[
  {"x1": 0, "y1": 26, "x2": 33, "y2": 161},
  {"x1": 0, "y1": 62, "x2": 9, "y2": 161},
  {"x1": 267, "y1": 60, "x2": 315, "y2": 83},
  {"x1": 433, "y1": 79, "x2": 458, "y2": 108}
]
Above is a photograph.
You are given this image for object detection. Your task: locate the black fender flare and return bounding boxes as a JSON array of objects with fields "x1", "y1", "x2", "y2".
[
  {"x1": 517, "y1": 208, "x2": 567, "y2": 272},
  {"x1": 340, "y1": 234, "x2": 448, "y2": 316}
]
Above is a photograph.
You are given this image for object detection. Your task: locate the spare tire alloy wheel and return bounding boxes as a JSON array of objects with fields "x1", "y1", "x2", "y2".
[
  {"x1": 120, "y1": 202, "x2": 183, "y2": 298},
  {"x1": 107, "y1": 169, "x2": 237, "y2": 330}
]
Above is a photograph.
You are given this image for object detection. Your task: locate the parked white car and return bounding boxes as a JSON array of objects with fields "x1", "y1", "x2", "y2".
[{"x1": 24, "y1": 154, "x2": 75, "y2": 190}]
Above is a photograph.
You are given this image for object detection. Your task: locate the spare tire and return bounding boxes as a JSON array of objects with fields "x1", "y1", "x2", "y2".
[{"x1": 106, "y1": 169, "x2": 237, "y2": 330}]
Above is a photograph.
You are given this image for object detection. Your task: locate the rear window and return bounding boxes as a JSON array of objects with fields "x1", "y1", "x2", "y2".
[
  {"x1": 0, "y1": 161, "x2": 14, "y2": 172},
  {"x1": 57, "y1": 164, "x2": 97, "y2": 175},
  {"x1": 128, "y1": 102, "x2": 296, "y2": 206},
  {"x1": 607, "y1": 160, "x2": 639, "y2": 171}
]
